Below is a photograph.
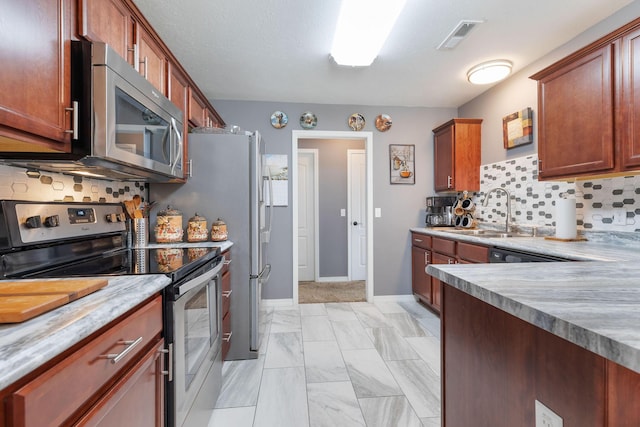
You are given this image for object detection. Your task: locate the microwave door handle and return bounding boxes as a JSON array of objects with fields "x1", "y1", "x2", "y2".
[
  {"x1": 170, "y1": 117, "x2": 183, "y2": 174},
  {"x1": 161, "y1": 124, "x2": 171, "y2": 164}
]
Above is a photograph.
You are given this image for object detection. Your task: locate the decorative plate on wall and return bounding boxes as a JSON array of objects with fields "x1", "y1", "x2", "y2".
[
  {"x1": 300, "y1": 111, "x2": 318, "y2": 129},
  {"x1": 375, "y1": 114, "x2": 392, "y2": 132},
  {"x1": 348, "y1": 113, "x2": 365, "y2": 131},
  {"x1": 270, "y1": 111, "x2": 288, "y2": 129}
]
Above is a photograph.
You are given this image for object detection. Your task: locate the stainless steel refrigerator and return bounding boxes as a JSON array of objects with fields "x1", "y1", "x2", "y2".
[{"x1": 150, "y1": 129, "x2": 272, "y2": 360}]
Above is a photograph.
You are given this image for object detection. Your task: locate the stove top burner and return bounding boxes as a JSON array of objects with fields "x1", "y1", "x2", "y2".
[
  {"x1": 0, "y1": 200, "x2": 221, "y2": 282},
  {"x1": 18, "y1": 246, "x2": 221, "y2": 280}
]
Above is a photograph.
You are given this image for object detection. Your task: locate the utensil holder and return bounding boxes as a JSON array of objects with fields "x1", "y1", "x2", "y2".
[{"x1": 133, "y1": 218, "x2": 149, "y2": 248}]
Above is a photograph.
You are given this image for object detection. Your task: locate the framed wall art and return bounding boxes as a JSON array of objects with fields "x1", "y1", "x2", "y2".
[
  {"x1": 389, "y1": 144, "x2": 415, "y2": 185},
  {"x1": 503, "y1": 107, "x2": 533, "y2": 149}
]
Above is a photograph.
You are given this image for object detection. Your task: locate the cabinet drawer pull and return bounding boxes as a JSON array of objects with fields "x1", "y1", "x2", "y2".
[
  {"x1": 414, "y1": 238, "x2": 423, "y2": 243},
  {"x1": 101, "y1": 337, "x2": 143, "y2": 364},
  {"x1": 223, "y1": 332, "x2": 232, "y2": 342},
  {"x1": 222, "y1": 290, "x2": 232, "y2": 298},
  {"x1": 224, "y1": 259, "x2": 232, "y2": 266}
]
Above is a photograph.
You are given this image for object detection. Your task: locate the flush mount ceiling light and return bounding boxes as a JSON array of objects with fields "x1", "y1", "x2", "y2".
[
  {"x1": 467, "y1": 60, "x2": 513, "y2": 84},
  {"x1": 330, "y1": 0, "x2": 407, "y2": 67}
]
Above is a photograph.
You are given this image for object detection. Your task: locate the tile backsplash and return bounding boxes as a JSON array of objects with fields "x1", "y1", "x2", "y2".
[
  {"x1": 0, "y1": 164, "x2": 145, "y2": 202},
  {"x1": 474, "y1": 155, "x2": 640, "y2": 233}
]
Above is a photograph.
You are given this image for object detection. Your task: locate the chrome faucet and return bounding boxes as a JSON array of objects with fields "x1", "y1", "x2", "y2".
[{"x1": 482, "y1": 187, "x2": 512, "y2": 232}]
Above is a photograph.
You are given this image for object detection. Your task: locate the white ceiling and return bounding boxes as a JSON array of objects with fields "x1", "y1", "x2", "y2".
[{"x1": 132, "y1": 0, "x2": 633, "y2": 108}]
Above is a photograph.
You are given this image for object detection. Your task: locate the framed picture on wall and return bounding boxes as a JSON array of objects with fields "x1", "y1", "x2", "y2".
[
  {"x1": 389, "y1": 144, "x2": 415, "y2": 184},
  {"x1": 503, "y1": 107, "x2": 533, "y2": 149}
]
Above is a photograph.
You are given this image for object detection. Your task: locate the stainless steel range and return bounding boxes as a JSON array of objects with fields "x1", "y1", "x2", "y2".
[{"x1": 0, "y1": 200, "x2": 224, "y2": 427}]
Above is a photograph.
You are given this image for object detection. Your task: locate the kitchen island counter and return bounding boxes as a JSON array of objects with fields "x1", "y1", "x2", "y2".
[{"x1": 428, "y1": 260, "x2": 640, "y2": 374}]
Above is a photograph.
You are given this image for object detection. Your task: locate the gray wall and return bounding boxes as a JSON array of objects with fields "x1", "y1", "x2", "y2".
[
  {"x1": 459, "y1": 2, "x2": 640, "y2": 165},
  {"x1": 298, "y1": 138, "x2": 365, "y2": 278},
  {"x1": 213, "y1": 101, "x2": 455, "y2": 298}
]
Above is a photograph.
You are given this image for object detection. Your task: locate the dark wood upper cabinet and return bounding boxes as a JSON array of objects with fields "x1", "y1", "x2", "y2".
[
  {"x1": 533, "y1": 45, "x2": 615, "y2": 179},
  {"x1": 0, "y1": 0, "x2": 73, "y2": 152},
  {"x1": 620, "y1": 26, "x2": 640, "y2": 170},
  {"x1": 432, "y1": 119, "x2": 482, "y2": 192},
  {"x1": 531, "y1": 17, "x2": 640, "y2": 180},
  {"x1": 79, "y1": 0, "x2": 136, "y2": 66}
]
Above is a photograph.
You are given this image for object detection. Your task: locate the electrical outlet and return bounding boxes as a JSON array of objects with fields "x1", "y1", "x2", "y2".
[
  {"x1": 613, "y1": 209, "x2": 626, "y2": 225},
  {"x1": 535, "y1": 400, "x2": 563, "y2": 427}
]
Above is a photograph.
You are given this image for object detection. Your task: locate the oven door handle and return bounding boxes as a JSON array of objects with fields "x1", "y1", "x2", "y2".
[{"x1": 176, "y1": 257, "x2": 224, "y2": 297}]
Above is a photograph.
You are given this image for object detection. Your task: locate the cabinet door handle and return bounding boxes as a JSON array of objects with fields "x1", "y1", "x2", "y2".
[
  {"x1": 158, "y1": 347, "x2": 172, "y2": 380},
  {"x1": 140, "y1": 56, "x2": 149, "y2": 79},
  {"x1": 223, "y1": 332, "x2": 232, "y2": 342},
  {"x1": 132, "y1": 44, "x2": 139, "y2": 72},
  {"x1": 101, "y1": 337, "x2": 143, "y2": 364},
  {"x1": 538, "y1": 158, "x2": 543, "y2": 172},
  {"x1": 64, "y1": 101, "x2": 78, "y2": 140},
  {"x1": 447, "y1": 258, "x2": 456, "y2": 264},
  {"x1": 224, "y1": 259, "x2": 232, "y2": 266},
  {"x1": 447, "y1": 175, "x2": 453, "y2": 189},
  {"x1": 425, "y1": 252, "x2": 430, "y2": 263},
  {"x1": 222, "y1": 290, "x2": 232, "y2": 298}
]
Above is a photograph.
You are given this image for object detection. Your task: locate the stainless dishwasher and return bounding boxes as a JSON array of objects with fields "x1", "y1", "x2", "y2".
[{"x1": 488, "y1": 247, "x2": 574, "y2": 263}]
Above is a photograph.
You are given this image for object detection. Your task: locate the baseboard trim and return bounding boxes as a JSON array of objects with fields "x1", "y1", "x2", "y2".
[
  {"x1": 314, "y1": 276, "x2": 350, "y2": 282},
  {"x1": 262, "y1": 298, "x2": 294, "y2": 307},
  {"x1": 373, "y1": 294, "x2": 417, "y2": 303}
]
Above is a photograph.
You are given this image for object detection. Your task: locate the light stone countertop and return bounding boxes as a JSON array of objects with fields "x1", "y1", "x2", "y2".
[
  {"x1": 0, "y1": 274, "x2": 171, "y2": 390},
  {"x1": 0, "y1": 240, "x2": 233, "y2": 391},
  {"x1": 420, "y1": 227, "x2": 640, "y2": 373}
]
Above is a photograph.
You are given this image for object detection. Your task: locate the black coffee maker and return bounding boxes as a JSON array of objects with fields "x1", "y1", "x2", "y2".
[{"x1": 425, "y1": 196, "x2": 457, "y2": 227}]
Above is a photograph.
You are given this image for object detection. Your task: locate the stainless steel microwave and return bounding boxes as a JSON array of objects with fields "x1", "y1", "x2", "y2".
[{"x1": 0, "y1": 41, "x2": 184, "y2": 182}]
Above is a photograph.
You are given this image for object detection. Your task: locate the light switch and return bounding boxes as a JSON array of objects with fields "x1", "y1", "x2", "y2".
[
  {"x1": 375, "y1": 208, "x2": 381, "y2": 218},
  {"x1": 340, "y1": 209, "x2": 346, "y2": 217}
]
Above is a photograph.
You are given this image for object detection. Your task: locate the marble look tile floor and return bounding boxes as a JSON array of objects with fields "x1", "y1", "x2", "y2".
[{"x1": 209, "y1": 299, "x2": 441, "y2": 427}]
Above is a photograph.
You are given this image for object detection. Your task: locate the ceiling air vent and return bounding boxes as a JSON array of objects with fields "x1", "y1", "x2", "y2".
[{"x1": 437, "y1": 20, "x2": 483, "y2": 50}]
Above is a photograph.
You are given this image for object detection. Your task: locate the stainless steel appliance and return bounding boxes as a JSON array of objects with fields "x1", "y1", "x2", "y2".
[
  {"x1": 488, "y1": 247, "x2": 573, "y2": 262},
  {"x1": 0, "y1": 200, "x2": 223, "y2": 427},
  {"x1": 0, "y1": 41, "x2": 184, "y2": 182},
  {"x1": 150, "y1": 128, "x2": 272, "y2": 360},
  {"x1": 425, "y1": 196, "x2": 457, "y2": 227}
]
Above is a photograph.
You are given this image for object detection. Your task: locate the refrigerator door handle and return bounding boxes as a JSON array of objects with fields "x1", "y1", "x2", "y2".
[{"x1": 262, "y1": 172, "x2": 273, "y2": 243}]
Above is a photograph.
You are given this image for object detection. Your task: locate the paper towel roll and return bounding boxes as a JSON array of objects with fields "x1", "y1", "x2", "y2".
[{"x1": 555, "y1": 197, "x2": 577, "y2": 239}]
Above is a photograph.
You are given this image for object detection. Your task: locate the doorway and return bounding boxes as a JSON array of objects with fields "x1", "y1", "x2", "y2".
[{"x1": 291, "y1": 131, "x2": 374, "y2": 305}]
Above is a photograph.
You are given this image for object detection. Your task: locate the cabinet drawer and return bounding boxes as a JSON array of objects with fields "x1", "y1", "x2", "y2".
[
  {"x1": 432, "y1": 237, "x2": 456, "y2": 256},
  {"x1": 9, "y1": 295, "x2": 163, "y2": 427},
  {"x1": 222, "y1": 311, "x2": 232, "y2": 360},
  {"x1": 222, "y1": 250, "x2": 232, "y2": 276},
  {"x1": 222, "y1": 271, "x2": 231, "y2": 316},
  {"x1": 411, "y1": 233, "x2": 431, "y2": 250},
  {"x1": 457, "y1": 242, "x2": 489, "y2": 263}
]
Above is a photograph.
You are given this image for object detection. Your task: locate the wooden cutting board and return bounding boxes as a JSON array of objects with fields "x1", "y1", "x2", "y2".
[
  {"x1": 0, "y1": 294, "x2": 70, "y2": 323},
  {"x1": 0, "y1": 279, "x2": 108, "y2": 301}
]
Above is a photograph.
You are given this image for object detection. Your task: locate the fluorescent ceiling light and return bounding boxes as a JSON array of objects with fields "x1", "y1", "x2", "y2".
[
  {"x1": 467, "y1": 60, "x2": 513, "y2": 84},
  {"x1": 331, "y1": 0, "x2": 407, "y2": 67}
]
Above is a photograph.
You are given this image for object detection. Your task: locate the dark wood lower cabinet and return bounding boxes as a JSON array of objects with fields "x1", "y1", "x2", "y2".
[
  {"x1": 75, "y1": 339, "x2": 165, "y2": 427},
  {"x1": 442, "y1": 284, "x2": 639, "y2": 426}
]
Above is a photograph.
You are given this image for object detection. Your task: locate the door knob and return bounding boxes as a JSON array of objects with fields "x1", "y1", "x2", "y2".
[{"x1": 353, "y1": 221, "x2": 358, "y2": 226}]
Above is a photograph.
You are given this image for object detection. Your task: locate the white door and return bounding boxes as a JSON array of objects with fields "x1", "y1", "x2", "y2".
[
  {"x1": 348, "y1": 150, "x2": 366, "y2": 280},
  {"x1": 297, "y1": 150, "x2": 316, "y2": 281}
]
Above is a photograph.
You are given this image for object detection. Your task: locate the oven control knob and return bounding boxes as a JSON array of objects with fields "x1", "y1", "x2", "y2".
[
  {"x1": 106, "y1": 213, "x2": 117, "y2": 223},
  {"x1": 117, "y1": 213, "x2": 127, "y2": 222},
  {"x1": 25, "y1": 215, "x2": 42, "y2": 229},
  {"x1": 44, "y1": 215, "x2": 60, "y2": 228}
]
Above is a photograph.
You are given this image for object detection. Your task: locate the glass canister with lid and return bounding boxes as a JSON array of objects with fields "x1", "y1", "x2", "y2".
[
  {"x1": 210, "y1": 218, "x2": 228, "y2": 242},
  {"x1": 187, "y1": 212, "x2": 209, "y2": 242},
  {"x1": 154, "y1": 205, "x2": 184, "y2": 243}
]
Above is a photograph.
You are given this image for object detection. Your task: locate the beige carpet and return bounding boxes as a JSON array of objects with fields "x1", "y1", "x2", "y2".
[{"x1": 298, "y1": 281, "x2": 366, "y2": 304}]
